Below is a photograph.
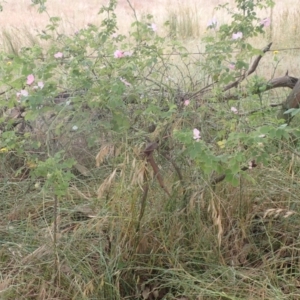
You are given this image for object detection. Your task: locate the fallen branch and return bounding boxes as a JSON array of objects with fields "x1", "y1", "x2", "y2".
[
  {"x1": 277, "y1": 77, "x2": 300, "y2": 123},
  {"x1": 219, "y1": 71, "x2": 298, "y2": 102},
  {"x1": 267, "y1": 71, "x2": 298, "y2": 90}
]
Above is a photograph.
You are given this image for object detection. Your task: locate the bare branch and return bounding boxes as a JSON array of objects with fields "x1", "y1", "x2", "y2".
[
  {"x1": 267, "y1": 74, "x2": 298, "y2": 89},
  {"x1": 222, "y1": 43, "x2": 273, "y2": 92},
  {"x1": 246, "y1": 43, "x2": 273, "y2": 77},
  {"x1": 221, "y1": 72, "x2": 298, "y2": 102}
]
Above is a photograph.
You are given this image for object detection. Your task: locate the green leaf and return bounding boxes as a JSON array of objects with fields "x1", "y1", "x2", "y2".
[
  {"x1": 111, "y1": 111, "x2": 130, "y2": 132},
  {"x1": 225, "y1": 170, "x2": 239, "y2": 186},
  {"x1": 283, "y1": 108, "x2": 298, "y2": 115}
]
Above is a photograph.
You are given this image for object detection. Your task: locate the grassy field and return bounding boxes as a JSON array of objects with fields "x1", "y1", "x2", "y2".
[
  {"x1": 1, "y1": 0, "x2": 300, "y2": 76},
  {"x1": 1, "y1": 1, "x2": 300, "y2": 299}
]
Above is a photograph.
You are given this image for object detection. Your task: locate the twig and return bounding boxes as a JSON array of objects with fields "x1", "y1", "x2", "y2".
[
  {"x1": 53, "y1": 195, "x2": 58, "y2": 286},
  {"x1": 143, "y1": 142, "x2": 171, "y2": 197},
  {"x1": 211, "y1": 160, "x2": 257, "y2": 185}
]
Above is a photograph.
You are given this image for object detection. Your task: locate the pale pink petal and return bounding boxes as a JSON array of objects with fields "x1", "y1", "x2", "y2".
[
  {"x1": 54, "y1": 52, "x2": 63, "y2": 58},
  {"x1": 123, "y1": 51, "x2": 133, "y2": 57},
  {"x1": 193, "y1": 128, "x2": 201, "y2": 141},
  {"x1": 33, "y1": 81, "x2": 44, "y2": 90},
  {"x1": 184, "y1": 100, "x2": 190, "y2": 106},
  {"x1": 151, "y1": 23, "x2": 157, "y2": 32},
  {"x1": 26, "y1": 74, "x2": 35, "y2": 85},
  {"x1": 21, "y1": 89, "x2": 28, "y2": 96},
  {"x1": 229, "y1": 63, "x2": 235, "y2": 70},
  {"x1": 114, "y1": 50, "x2": 124, "y2": 58},
  {"x1": 260, "y1": 18, "x2": 271, "y2": 27},
  {"x1": 232, "y1": 32, "x2": 243, "y2": 40},
  {"x1": 38, "y1": 81, "x2": 44, "y2": 89},
  {"x1": 207, "y1": 17, "x2": 217, "y2": 27},
  {"x1": 231, "y1": 107, "x2": 238, "y2": 114},
  {"x1": 120, "y1": 77, "x2": 131, "y2": 87},
  {"x1": 17, "y1": 89, "x2": 28, "y2": 101}
]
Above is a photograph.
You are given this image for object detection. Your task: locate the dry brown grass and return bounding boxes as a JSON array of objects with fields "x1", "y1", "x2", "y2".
[
  {"x1": 2, "y1": 0, "x2": 299, "y2": 80},
  {"x1": 0, "y1": 0, "x2": 299, "y2": 43}
]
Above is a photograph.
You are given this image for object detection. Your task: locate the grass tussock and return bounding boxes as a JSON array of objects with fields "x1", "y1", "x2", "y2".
[
  {"x1": 167, "y1": 4, "x2": 201, "y2": 39},
  {"x1": 2, "y1": 142, "x2": 300, "y2": 299},
  {"x1": 0, "y1": 27, "x2": 40, "y2": 55}
]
